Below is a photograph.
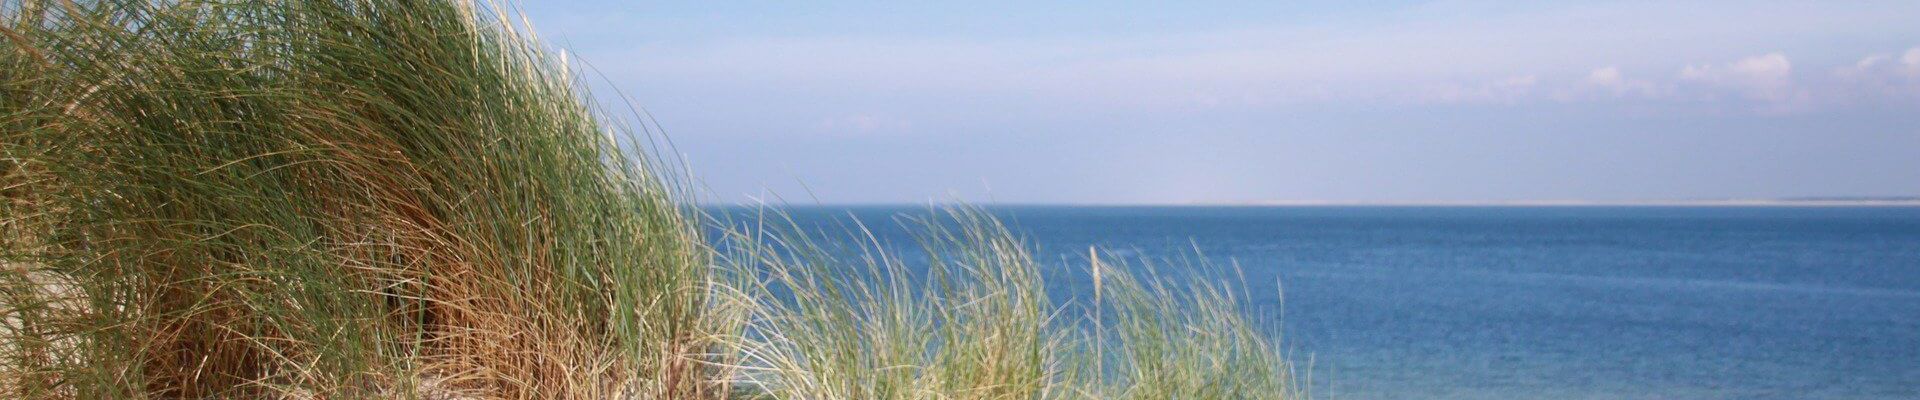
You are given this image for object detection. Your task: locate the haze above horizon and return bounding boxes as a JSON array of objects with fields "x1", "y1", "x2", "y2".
[{"x1": 523, "y1": 1, "x2": 1920, "y2": 204}]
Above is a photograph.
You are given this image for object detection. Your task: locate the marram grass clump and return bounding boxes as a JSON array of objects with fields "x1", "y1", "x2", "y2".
[
  {"x1": 2, "y1": 1, "x2": 727, "y2": 398},
  {"x1": 713, "y1": 208, "x2": 1302, "y2": 400},
  {"x1": 2, "y1": 1, "x2": 1299, "y2": 399}
]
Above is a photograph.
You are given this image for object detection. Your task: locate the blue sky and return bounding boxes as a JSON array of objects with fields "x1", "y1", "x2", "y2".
[{"x1": 520, "y1": 1, "x2": 1920, "y2": 204}]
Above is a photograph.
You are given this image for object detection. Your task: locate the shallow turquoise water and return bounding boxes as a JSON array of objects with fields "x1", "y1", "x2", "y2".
[{"x1": 718, "y1": 206, "x2": 1920, "y2": 399}]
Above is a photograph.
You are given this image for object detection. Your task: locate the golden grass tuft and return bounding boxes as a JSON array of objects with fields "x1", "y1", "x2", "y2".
[
  {"x1": 714, "y1": 208, "x2": 1302, "y2": 399},
  {"x1": 2, "y1": 1, "x2": 734, "y2": 398}
]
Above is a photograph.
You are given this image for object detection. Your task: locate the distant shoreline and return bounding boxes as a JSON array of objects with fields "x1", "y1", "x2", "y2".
[
  {"x1": 1214, "y1": 199, "x2": 1920, "y2": 207},
  {"x1": 706, "y1": 200, "x2": 1920, "y2": 207}
]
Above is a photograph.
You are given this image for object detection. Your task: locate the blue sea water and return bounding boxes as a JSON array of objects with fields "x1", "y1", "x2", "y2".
[{"x1": 720, "y1": 206, "x2": 1920, "y2": 400}]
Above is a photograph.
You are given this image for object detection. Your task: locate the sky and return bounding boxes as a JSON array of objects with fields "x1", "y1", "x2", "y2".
[{"x1": 518, "y1": 1, "x2": 1920, "y2": 204}]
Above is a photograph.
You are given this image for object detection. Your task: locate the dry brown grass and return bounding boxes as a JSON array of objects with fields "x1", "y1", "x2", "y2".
[{"x1": 1, "y1": 1, "x2": 737, "y2": 398}]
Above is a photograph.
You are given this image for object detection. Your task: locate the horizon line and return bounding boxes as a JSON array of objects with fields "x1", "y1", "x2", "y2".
[{"x1": 697, "y1": 198, "x2": 1920, "y2": 207}]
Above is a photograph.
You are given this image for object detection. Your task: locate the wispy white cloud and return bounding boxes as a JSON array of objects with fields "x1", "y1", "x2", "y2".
[
  {"x1": 1835, "y1": 48, "x2": 1920, "y2": 77},
  {"x1": 1678, "y1": 53, "x2": 1798, "y2": 102},
  {"x1": 1415, "y1": 75, "x2": 1538, "y2": 104},
  {"x1": 523, "y1": 2, "x2": 1920, "y2": 203},
  {"x1": 1833, "y1": 47, "x2": 1920, "y2": 99},
  {"x1": 1574, "y1": 66, "x2": 1666, "y2": 99},
  {"x1": 565, "y1": 2, "x2": 1920, "y2": 126}
]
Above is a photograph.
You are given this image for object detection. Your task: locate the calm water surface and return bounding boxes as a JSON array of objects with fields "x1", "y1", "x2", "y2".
[{"x1": 717, "y1": 206, "x2": 1920, "y2": 400}]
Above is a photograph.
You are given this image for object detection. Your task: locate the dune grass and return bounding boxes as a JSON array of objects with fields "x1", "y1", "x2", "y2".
[
  {"x1": 2, "y1": 1, "x2": 729, "y2": 398},
  {"x1": 2, "y1": 1, "x2": 1298, "y2": 399},
  {"x1": 714, "y1": 208, "x2": 1301, "y2": 400}
]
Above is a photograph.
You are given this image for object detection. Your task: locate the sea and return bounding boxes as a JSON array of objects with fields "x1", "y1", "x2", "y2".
[{"x1": 714, "y1": 205, "x2": 1920, "y2": 400}]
